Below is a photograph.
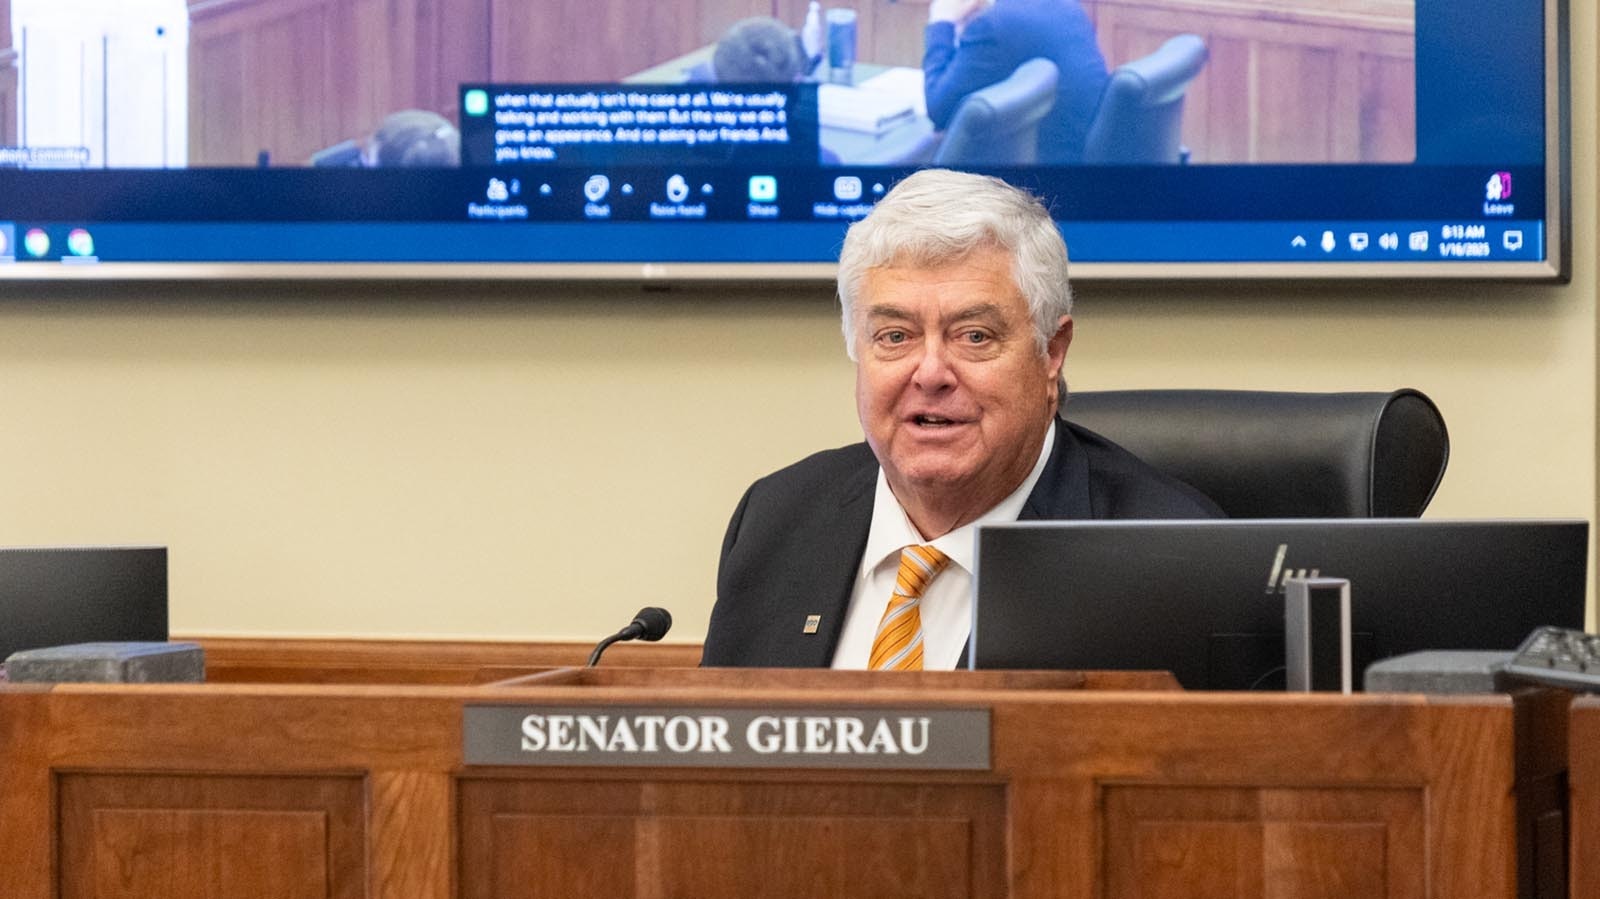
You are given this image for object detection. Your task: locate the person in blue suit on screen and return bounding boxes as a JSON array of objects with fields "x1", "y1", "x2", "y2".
[
  {"x1": 923, "y1": 0, "x2": 1108, "y2": 163},
  {"x1": 702, "y1": 170, "x2": 1219, "y2": 670}
]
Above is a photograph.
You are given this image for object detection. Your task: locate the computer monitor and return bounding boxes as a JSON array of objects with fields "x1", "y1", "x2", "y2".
[
  {"x1": 970, "y1": 519, "x2": 1587, "y2": 689},
  {"x1": 0, "y1": 546, "x2": 167, "y2": 664}
]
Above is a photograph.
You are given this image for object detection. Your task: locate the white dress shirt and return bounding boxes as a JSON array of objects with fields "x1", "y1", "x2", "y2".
[{"x1": 831, "y1": 422, "x2": 1057, "y2": 670}]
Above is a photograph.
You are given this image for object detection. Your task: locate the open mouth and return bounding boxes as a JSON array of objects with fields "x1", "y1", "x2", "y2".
[{"x1": 913, "y1": 415, "x2": 961, "y2": 427}]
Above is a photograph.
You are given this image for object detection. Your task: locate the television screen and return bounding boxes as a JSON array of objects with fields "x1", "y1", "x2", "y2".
[{"x1": 0, "y1": 0, "x2": 1568, "y2": 281}]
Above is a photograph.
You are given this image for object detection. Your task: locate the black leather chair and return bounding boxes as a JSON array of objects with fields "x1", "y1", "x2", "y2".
[
  {"x1": 933, "y1": 58, "x2": 1060, "y2": 166},
  {"x1": 1081, "y1": 33, "x2": 1208, "y2": 164},
  {"x1": 883, "y1": 58, "x2": 1059, "y2": 166},
  {"x1": 1063, "y1": 389, "x2": 1449, "y2": 517},
  {"x1": 310, "y1": 139, "x2": 363, "y2": 167}
]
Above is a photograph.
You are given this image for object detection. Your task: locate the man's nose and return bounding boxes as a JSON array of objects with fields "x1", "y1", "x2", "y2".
[{"x1": 911, "y1": 337, "x2": 957, "y2": 390}]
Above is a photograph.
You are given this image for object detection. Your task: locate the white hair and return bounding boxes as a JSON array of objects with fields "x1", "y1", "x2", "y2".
[{"x1": 836, "y1": 169, "x2": 1072, "y2": 360}]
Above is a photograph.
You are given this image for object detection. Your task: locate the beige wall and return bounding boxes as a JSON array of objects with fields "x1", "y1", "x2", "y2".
[{"x1": 0, "y1": 6, "x2": 1592, "y2": 645}]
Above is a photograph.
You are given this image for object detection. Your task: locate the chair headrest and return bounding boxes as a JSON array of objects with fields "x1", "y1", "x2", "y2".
[
  {"x1": 1107, "y1": 33, "x2": 1208, "y2": 106},
  {"x1": 934, "y1": 58, "x2": 1060, "y2": 166},
  {"x1": 968, "y1": 57, "x2": 1060, "y2": 121},
  {"x1": 942, "y1": 59, "x2": 1060, "y2": 138},
  {"x1": 1064, "y1": 388, "x2": 1449, "y2": 518}
]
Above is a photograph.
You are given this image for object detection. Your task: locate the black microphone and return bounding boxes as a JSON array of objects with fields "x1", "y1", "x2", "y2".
[{"x1": 586, "y1": 607, "x2": 673, "y2": 667}]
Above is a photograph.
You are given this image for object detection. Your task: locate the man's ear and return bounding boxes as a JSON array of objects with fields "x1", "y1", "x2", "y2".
[{"x1": 1047, "y1": 315, "x2": 1073, "y2": 374}]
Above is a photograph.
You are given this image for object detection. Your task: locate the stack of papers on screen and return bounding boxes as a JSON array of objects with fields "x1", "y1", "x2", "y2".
[
  {"x1": 857, "y1": 66, "x2": 928, "y2": 117},
  {"x1": 818, "y1": 83, "x2": 918, "y2": 134}
]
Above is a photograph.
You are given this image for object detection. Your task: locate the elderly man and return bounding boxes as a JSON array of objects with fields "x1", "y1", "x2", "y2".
[{"x1": 702, "y1": 170, "x2": 1219, "y2": 670}]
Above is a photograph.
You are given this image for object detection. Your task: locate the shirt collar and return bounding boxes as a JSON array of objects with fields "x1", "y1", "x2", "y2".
[{"x1": 861, "y1": 420, "x2": 1058, "y2": 576}]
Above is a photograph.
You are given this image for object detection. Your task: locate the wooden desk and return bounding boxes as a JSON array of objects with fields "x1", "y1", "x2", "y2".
[
  {"x1": 0, "y1": 669, "x2": 1566, "y2": 898},
  {"x1": 1570, "y1": 697, "x2": 1600, "y2": 898}
]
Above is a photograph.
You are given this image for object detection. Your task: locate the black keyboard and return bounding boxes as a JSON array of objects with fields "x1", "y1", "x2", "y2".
[{"x1": 1503, "y1": 626, "x2": 1600, "y2": 692}]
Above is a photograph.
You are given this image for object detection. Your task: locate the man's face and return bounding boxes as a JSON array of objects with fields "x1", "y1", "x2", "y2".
[{"x1": 854, "y1": 247, "x2": 1071, "y2": 523}]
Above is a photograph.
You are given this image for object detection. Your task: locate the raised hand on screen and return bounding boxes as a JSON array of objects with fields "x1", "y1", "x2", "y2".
[{"x1": 928, "y1": 0, "x2": 990, "y2": 27}]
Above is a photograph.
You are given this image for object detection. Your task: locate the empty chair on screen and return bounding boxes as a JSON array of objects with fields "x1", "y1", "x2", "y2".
[{"x1": 1081, "y1": 34, "x2": 1208, "y2": 164}]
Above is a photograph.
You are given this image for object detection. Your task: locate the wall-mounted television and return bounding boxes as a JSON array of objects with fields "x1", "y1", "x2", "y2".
[{"x1": 0, "y1": 0, "x2": 1568, "y2": 281}]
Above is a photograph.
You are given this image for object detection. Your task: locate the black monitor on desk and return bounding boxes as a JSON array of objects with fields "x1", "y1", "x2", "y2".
[
  {"x1": 970, "y1": 519, "x2": 1587, "y2": 690},
  {"x1": 0, "y1": 547, "x2": 167, "y2": 665}
]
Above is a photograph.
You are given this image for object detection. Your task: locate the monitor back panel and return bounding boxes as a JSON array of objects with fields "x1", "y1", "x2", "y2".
[
  {"x1": 972, "y1": 520, "x2": 1586, "y2": 689},
  {"x1": 0, "y1": 546, "x2": 168, "y2": 662}
]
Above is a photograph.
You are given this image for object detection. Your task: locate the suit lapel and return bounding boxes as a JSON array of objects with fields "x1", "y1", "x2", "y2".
[
  {"x1": 770, "y1": 459, "x2": 877, "y2": 668},
  {"x1": 1020, "y1": 417, "x2": 1094, "y2": 521}
]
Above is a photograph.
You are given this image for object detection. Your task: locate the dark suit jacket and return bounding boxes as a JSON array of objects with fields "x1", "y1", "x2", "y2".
[
  {"x1": 702, "y1": 418, "x2": 1222, "y2": 667},
  {"x1": 923, "y1": 0, "x2": 1109, "y2": 163}
]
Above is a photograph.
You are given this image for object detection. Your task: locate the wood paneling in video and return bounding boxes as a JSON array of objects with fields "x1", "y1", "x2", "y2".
[
  {"x1": 188, "y1": 0, "x2": 491, "y2": 166},
  {"x1": 1085, "y1": 0, "x2": 1415, "y2": 163}
]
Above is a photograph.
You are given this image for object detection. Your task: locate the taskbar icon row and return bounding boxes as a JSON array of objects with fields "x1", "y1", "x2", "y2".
[
  {"x1": 0, "y1": 218, "x2": 1545, "y2": 266},
  {"x1": 0, "y1": 223, "x2": 99, "y2": 263},
  {"x1": 465, "y1": 172, "x2": 889, "y2": 224},
  {"x1": 1289, "y1": 223, "x2": 1535, "y2": 259}
]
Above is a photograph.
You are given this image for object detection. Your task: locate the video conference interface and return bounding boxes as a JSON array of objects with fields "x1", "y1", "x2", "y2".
[{"x1": 0, "y1": 0, "x2": 1558, "y2": 268}]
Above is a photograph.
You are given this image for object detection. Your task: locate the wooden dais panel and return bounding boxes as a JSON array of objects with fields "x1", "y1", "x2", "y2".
[
  {"x1": 1103, "y1": 785, "x2": 1424, "y2": 899},
  {"x1": 459, "y1": 776, "x2": 1005, "y2": 899},
  {"x1": 58, "y1": 772, "x2": 366, "y2": 899}
]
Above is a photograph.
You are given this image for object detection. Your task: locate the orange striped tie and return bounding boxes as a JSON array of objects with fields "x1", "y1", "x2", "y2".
[{"x1": 869, "y1": 545, "x2": 952, "y2": 671}]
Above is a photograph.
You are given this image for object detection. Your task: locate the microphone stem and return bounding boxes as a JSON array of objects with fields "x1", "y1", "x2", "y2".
[
  {"x1": 587, "y1": 618, "x2": 654, "y2": 667},
  {"x1": 586, "y1": 633, "x2": 623, "y2": 667}
]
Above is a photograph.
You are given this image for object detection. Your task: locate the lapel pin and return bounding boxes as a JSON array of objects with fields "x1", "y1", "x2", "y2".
[{"x1": 803, "y1": 614, "x2": 822, "y2": 634}]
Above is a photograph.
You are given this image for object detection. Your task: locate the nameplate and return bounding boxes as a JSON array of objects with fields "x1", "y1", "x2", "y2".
[{"x1": 462, "y1": 705, "x2": 990, "y2": 770}]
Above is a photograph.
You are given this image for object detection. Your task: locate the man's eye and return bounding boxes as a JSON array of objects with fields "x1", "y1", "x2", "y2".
[
  {"x1": 880, "y1": 330, "x2": 907, "y2": 344},
  {"x1": 962, "y1": 330, "x2": 990, "y2": 344}
]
